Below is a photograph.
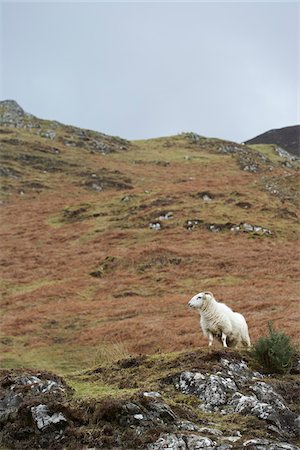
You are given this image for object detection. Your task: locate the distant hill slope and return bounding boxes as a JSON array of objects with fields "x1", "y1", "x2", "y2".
[{"x1": 245, "y1": 125, "x2": 300, "y2": 157}]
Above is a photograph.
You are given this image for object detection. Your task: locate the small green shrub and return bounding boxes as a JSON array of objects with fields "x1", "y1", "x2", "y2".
[{"x1": 252, "y1": 322, "x2": 295, "y2": 374}]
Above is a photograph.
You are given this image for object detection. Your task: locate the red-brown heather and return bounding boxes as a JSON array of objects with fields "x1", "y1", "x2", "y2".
[{"x1": 0, "y1": 101, "x2": 299, "y2": 373}]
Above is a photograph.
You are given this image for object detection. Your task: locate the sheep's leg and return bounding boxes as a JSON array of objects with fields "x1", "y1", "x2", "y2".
[
  {"x1": 221, "y1": 332, "x2": 228, "y2": 348},
  {"x1": 208, "y1": 332, "x2": 214, "y2": 348}
]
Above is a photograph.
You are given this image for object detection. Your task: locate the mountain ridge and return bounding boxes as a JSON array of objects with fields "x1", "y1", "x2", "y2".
[
  {"x1": 245, "y1": 125, "x2": 300, "y2": 157},
  {"x1": 2, "y1": 100, "x2": 298, "y2": 158}
]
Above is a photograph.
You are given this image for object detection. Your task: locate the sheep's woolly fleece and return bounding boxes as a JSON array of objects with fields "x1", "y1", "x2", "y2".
[{"x1": 188, "y1": 291, "x2": 251, "y2": 348}]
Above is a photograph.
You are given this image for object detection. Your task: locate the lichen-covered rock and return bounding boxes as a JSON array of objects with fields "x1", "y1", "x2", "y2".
[
  {"x1": 242, "y1": 438, "x2": 300, "y2": 449},
  {"x1": 31, "y1": 404, "x2": 67, "y2": 430},
  {"x1": 148, "y1": 433, "x2": 217, "y2": 450},
  {"x1": 17, "y1": 374, "x2": 66, "y2": 394},
  {"x1": 148, "y1": 433, "x2": 187, "y2": 449},
  {"x1": 185, "y1": 434, "x2": 216, "y2": 449},
  {"x1": 0, "y1": 391, "x2": 22, "y2": 424},
  {"x1": 175, "y1": 359, "x2": 299, "y2": 439},
  {"x1": 176, "y1": 371, "x2": 237, "y2": 411}
]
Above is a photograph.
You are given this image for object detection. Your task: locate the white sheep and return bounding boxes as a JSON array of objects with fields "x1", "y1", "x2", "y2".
[{"x1": 188, "y1": 291, "x2": 251, "y2": 348}]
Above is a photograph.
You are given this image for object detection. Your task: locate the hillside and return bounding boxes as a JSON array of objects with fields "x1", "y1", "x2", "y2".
[
  {"x1": 0, "y1": 99, "x2": 299, "y2": 369},
  {"x1": 245, "y1": 125, "x2": 300, "y2": 157},
  {"x1": 0, "y1": 100, "x2": 299, "y2": 448}
]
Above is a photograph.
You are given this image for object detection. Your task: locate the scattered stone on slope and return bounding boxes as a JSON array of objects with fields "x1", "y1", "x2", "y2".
[
  {"x1": 186, "y1": 219, "x2": 203, "y2": 231},
  {"x1": 185, "y1": 220, "x2": 272, "y2": 236},
  {"x1": 262, "y1": 174, "x2": 300, "y2": 205},
  {"x1": 149, "y1": 222, "x2": 162, "y2": 230},
  {"x1": 79, "y1": 169, "x2": 133, "y2": 192},
  {"x1": 40, "y1": 130, "x2": 56, "y2": 140},
  {"x1": 158, "y1": 211, "x2": 173, "y2": 220},
  {"x1": 230, "y1": 223, "x2": 272, "y2": 236},
  {"x1": 192, "y1": 191, "x2": 215, "y2": 202}
]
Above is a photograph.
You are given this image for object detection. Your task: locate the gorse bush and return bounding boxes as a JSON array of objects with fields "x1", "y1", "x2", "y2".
[{"x1": 253, "y1": 322, "x2": 295, "y2": 374}]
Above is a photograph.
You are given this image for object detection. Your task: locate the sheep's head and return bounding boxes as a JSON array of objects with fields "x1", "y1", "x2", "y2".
[{"x1": 188, "y1": 291, "x2": 214, "y2": 310}]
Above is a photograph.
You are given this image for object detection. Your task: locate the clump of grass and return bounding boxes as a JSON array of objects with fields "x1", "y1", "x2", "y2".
[
  {"x1": 252, "y1": 321, "x2": 295, "y2": 374},
  {"x1": 93, "y1": 342, "x2": 130, "y2": 366}
]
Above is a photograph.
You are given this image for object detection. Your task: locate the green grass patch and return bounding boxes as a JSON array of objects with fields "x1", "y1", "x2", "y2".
[
  {"x1": 68, "y1": 379, "x2": 137, "y2": 400},
  {"x1": 247, "y1": 144, "x2": 284, "y2": 163},
  {"x1": 0, "y1": 278, "x2": 61, "y2": 297}
]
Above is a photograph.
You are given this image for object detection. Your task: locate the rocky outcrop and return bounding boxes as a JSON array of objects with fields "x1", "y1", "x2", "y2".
[
  {"x1": 0, "y1": 353, "x2": 299, "y2": 450},
  {"x1": 175, "y1": 358, "x2": 299, "y2": 441},
  {"x1": 0, "y1": 100, "x2": 36, "y2": 129}
]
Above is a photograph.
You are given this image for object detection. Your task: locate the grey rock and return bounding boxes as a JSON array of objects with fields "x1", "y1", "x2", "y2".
[
  {"x1": 185, "y1": 434, "x2": 216, "y2": 449},
  {"x1": 209, "y1": 225, "x2": 220, "y2": 233},
  {"x1": 143, "y1": 391, "x2": 162, "y2": 398},
  {"x1": 148, "y1": 433, "x2": 217, "y2": 450},
  {"x1": 31, "y1": 404, "x2": 67, "y2": 430},
  {"x1": 220, "y1": 358, "x2": 263, "y2": 382},
  {"x1": 176, "y1": 420, "x2": 200, "y2": 432},
  {"x1": 18, "y1": 375, "x2": 65, "y2": 394},
  {"x1": 199, "y1": 375, "x2": 237, "y2": 411},
  {"x1": 149, "y1": 222, "x2": 161, "y2": 230},
  {"x1": 202, "y1": 194, "x2": 212, "y2": 202},
  {"x1": 228, "y1": 390, "x2": 297, "y2": 436},
  {"x1": 242, "y1": 223, "x2": 254, "y2": 232},
  {"x1": 242, "y1": 438, "x2": 300, "y2": 449},
  {"x1": 176, "y1": 372, "x2": 237, "y2": 411},
  {"x1": 121, "y1": 195, "x2": 132, "y2": 202},
  {"x1": 186, "y1": 220, "x2": 202, "y2": 231},
  {"x1": 198, "y1": 427, "x2": 223, "y2": 437},
  {"x1": 0, "y1": 100, "x2": 37, "y2": 128},
  {"x1": 90, "y1": 182, "x2": 103, "y2": 192},
  {"x1": 0, "y1": 392, "x2": 23, "y2": 423},
  {"x1": 40, "y1": 130, "x2": 56, "y2": 140},
  {"x1": 251, "y1": 382, "x2": 287, "y2": 410},
  {"x1": 148, "y1": 433, "x2": 187, "y2": 449},
  {"x1": 228, "y1": 392, "x2": 273, "y2": 418},
  {"x1": 158, "y1": 212, "x2": 173, "y2": 220},
  {"x1": 220, "y1": 145, "x2": 241, "y2": 154},
  {"x1": 123, "y1": 402, "x2": 141, "y2": 414},
  {"x1": 186, "y1": 132, "x2": 205, "y2": 143},
  {"x1": 275, "y1": 146, "x2": 298, "y2": 162},
  {"x1": 148, "y1": 401, "x2": 177, "y2": 422},
  {"x1": 230, "y1": 223, "x2": 272, "y2": 236}
]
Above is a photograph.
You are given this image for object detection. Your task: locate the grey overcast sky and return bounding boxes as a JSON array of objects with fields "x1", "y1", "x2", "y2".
[{"x1": 1, "y1": 2, "x2": 299, "y2": 142}]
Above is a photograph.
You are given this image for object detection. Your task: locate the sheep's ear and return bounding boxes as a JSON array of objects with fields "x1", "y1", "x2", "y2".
[{"x1": 205, "y1": 291, "x2": 213, "y2": 298}]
